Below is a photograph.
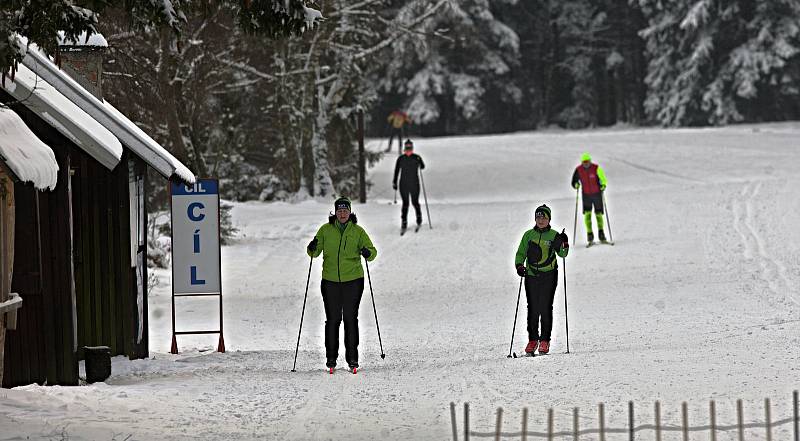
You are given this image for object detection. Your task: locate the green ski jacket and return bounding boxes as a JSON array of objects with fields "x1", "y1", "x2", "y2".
[
  {"x1": 514, "y1": 226, "x2": 569, "y2": 275},
  {"x1": 308, "y1": 216, "x2": 377, "y2": 282}
]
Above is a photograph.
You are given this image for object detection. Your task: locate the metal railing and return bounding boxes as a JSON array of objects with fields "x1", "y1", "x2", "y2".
[{"x1": 451, "y1": 391, "x2": 800, "y2": 440}]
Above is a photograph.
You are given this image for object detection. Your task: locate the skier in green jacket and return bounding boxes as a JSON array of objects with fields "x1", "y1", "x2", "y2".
[
  {"x1": 514, "y1": 204, "x2": 569, "y2": 355},
  {"x1": 307, "y1": 197, "x2": 377, "y2": 372}
]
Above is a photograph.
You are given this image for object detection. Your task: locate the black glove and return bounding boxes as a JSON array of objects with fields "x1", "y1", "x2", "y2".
[
  {"x1": 360, "y1": 247, "x2": 371, "y2": 258},
  {"x1": 307, "y1": 238, "x2": 318, "y2": 253},
  {"x1": 551, "y1": 230, "x2": 569, "y2": 251},
  {"x1": 392, "y1": 182, "x2": 397, "y2": 190},
  {"x1": 559, "y1": 231, "x2": 569, "y2": 247},
  {"x1": 516, "y1": 264, "x2": 526, "y2": 277}
]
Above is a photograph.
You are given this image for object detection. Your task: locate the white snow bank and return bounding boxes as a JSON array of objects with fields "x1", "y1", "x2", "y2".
[
  {"x1": 0, "y1": 107, "x2": 59, "y2": 190},
  {"x1": 57, "y1": 31, "x2": 109, "y2": 47},
  {"x1": 1, "y1": 59, "x2": 122, "y2": 171}
]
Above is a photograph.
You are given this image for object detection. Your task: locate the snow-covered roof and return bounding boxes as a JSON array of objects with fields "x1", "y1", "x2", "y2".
[
  {"x1": 1, "y1": 60, "x2": 122, "y2": 170},
  {"x1": 14, "y1": 35, "x2": 195, "y2": 183},
  {"x1": 0, "y1": 107, "x2": 59, "y2": 190},
  {"x1": 57, "y1": 31, "x2": 109, "y2": 48}
]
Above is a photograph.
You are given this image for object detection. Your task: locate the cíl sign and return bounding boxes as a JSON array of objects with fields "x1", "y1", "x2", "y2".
[{"x1": 170, "y1": 179, "x2": 221, "y2": 294}]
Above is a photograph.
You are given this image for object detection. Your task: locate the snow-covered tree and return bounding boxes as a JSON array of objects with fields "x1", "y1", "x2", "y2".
[
  {"x1": 638, "y1": 0, "x2": 800, "y2": 126},
  {"x1": 378, "y1": 0, "x2": 519, "y2": 135},
  {"x1": 1, "y1": 0, "x2": 320, "y2": 81}
]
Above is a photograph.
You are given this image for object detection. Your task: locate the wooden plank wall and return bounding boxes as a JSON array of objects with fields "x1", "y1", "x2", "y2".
[
  {"x1": 3, "y1": 146, "x2": 78, "y2": 387},
  {"x1": 72, "y1": 150, "x2": 138, "y2": 359}
]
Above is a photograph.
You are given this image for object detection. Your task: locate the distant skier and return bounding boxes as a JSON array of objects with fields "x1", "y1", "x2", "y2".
[
  {"x1": 306, "y1": 197, "x2": 377, "y2": 373},
  {"x1": 392, "y1": 139, "x2": 426, "y2": 234},
  {"x1": 571, "y1": 152, "x2": 608, "y2": 245},
  {"x1": 514, "y1": 204, "x2": 569, "y2": 355},
  {"x1": 386, "y1": 109, "x2": 411, "y2": 154}
]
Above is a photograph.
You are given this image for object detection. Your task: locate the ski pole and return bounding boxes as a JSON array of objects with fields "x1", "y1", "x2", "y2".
[
  {"x1": 291, "y1": 256, "x2": 314, "y2": 372},
  {"x1": 562, "y1": 255, "x2": 570, "y2": 354},
  {"x1": 507, "y1": 276, "x2": 524, "y2": 358},
  {"x1": 420, "y1": 168, "x2": 432, "y2": 229},
  {"x1": 572, "y1": 186, "x2": 579, "y2": 246},
  {"x1": 601, "y1": 191, "x2": 614, "y2": 244},
  {"x1": 393, "y1": 187, "x2": 397, "y2": 205},
  {"x1": 364, "y1": 258, "x2": 386, "y2": 359}
]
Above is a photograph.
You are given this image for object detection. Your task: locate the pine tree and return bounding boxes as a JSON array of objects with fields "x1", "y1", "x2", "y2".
[{"x1": 638, "y1": 0, "x2": 800, "y2": 125}]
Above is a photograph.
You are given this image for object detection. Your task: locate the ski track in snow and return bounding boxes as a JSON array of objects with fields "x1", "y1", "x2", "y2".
[{"x1": 3, "y1": 124, "x2": 800, "y2": 440}]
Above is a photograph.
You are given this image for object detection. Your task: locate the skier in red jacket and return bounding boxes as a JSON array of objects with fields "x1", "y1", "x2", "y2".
[{"x1": 571, "y1": 152, "x2": 608, "y2": 245}]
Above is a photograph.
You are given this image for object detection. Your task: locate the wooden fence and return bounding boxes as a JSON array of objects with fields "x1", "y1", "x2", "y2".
[{"x1": 451, "y1": 390, "x2": 799, "y2": 440}]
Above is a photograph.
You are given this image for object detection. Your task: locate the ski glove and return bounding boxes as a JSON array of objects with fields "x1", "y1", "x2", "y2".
[
  {"x1": 516, "y1": 264, "x2": 526, "y2": 277},
  {"x1": 600, "y1": 185, "x2": 606, "y2": 191},
  {"x1": 392, "y1": 182, "x2": 398, "y2": 190},
  {"x1": 307, "y1": 238, "x2": 318, "y2": 253},
  {"x1": 551, "y1": 230, "x2": 569, "y2": 252},
  {"x1": 360, "y1": 247, "x2": 371, "y2": 258}
]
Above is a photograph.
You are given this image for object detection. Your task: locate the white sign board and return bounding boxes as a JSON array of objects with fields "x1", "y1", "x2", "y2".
[{"x1": 170, "y1": 179, "x2": 221, "y2": 294}]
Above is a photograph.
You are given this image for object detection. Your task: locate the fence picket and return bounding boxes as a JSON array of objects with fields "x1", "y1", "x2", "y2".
[
  {"x1": 765, "y1": 398, "x2": 772, "y2": 441},
  {"x1": 599, "y1": 403, "x2": 605, "y2": 441},
  {"x1": 451, "y1": 402, "x2": 458, "y2": 441},
  {"x1": 628, "y1": 401, "x2": 634, "y2": 441},
  {"x1": 655, "y1": 401, "x2": 661, "y2": 441},
  {"x1": 682, "y1": 401, "x2": 689, "y2": 441},
  {"x1": 495, "y1": 407, "x2": 503, "y2": 441},
  {"x1": 522, "y1": 407, "x2": 528, "y2": 441},
  {"x1": 737, "y1": 399, "x2": 744, "y2": 441},
  {"x1": 710, "y1": 400, "x2": 717, "y2": 441}
]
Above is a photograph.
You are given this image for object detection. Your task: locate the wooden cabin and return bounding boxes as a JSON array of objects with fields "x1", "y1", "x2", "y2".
[{"x1": 0, "y1": 35, "x2": 195, "y2": 387}]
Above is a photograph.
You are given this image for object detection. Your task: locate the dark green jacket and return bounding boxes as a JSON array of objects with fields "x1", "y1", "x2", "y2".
[
  {"x1": 308, "y1": 215, "x2": 377, "y2": 282},
  {"x1": 515, "y1": 226, "x2": 569, "y2": 275}
]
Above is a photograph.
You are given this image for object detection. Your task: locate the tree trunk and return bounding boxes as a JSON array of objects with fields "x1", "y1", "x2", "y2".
[{"x1": 311, "y1": 111, "x2": 334, "y2": 197}]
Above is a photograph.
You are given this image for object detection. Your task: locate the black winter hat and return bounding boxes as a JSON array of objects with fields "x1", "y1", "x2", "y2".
[
  {"x1": 535, "y1": 204, "x2": 551, "y2": 219},
  {"x1": 334, "y1": 197, "x2": 352, "y2": 211},
  {"x1": 404, "y1": 139, "x2": 414, "y2": 149}
]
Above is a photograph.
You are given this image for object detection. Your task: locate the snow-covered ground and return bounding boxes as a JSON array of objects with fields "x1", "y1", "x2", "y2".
[{"x1": 2, "y1": 123, "x2": 800, "y2": 440}]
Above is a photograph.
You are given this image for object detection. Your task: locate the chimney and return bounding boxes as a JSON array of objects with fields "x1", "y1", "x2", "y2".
[{"x1": 57, "y1": 31, "x2": 108, "y2": 101}]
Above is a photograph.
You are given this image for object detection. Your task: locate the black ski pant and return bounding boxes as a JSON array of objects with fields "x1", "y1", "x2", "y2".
[
  {"x1": 399, "y1": 184, "x2": 422, "y2": 226},
  {"x1": 387, "y1": 127, "x2": 404, "y2": 153},
  {"x1": 524, "y1": 270, "x2": 558, "y2": 341},
  {"x1": 321, "y1": 278, "x2": 364, "y2": 367}
]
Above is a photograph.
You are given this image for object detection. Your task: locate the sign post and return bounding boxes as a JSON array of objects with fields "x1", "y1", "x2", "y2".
[{"x1": 169, "y1": 179, "x2": 224, "y2": 354}]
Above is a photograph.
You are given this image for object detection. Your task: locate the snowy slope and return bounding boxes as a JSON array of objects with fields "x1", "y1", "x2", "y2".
[{"x1": 1, "y1": 123, "x2": 799, "y2": 440}]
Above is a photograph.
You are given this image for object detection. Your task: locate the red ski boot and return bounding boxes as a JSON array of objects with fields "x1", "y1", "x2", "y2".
[
  {"x1": 524, "y1": 340, "x2": 538, "y2": 354},
  {"x1": 538, "y1": 340, "x2": 550, "y2": 354}
]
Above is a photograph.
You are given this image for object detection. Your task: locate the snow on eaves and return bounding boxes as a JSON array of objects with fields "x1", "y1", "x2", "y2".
[
  {"x1": 57, "y1": 31, "x2": 109, "y2": 47},
  {"x1": 15, "y1": 35, "x2": 195, "y2": 184},
  {"x1": 0, "y1": 107, "x2": 59, "y2": 190},
  {"x1": 1, "y1": 60, "x2": 122, "y2": 171},
  {"x1": 101, "y1": 99, "x2": 195, "y2": 184}
]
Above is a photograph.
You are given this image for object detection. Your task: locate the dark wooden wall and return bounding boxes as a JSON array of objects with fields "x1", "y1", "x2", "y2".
[
  {"x1": 4, "y1": 148, "x2": 78, "y2": 387},
  {"x1": 71, "y1": 151, "x2": 148, "y2": 360},
  {"x1": 2, "y1": 92, "x2": 151, "y2": 387}
]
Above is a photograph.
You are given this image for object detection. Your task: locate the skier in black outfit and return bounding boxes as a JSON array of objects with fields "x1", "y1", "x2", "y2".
[{"x1": 392, "y1": 139, "x2": 426, "y2": 233}]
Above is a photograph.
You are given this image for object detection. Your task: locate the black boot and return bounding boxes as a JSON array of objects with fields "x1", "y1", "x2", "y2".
[
  {"x1": 598, "y1": 229, "x2": 607, "y2": 243},
  {"x1": 587, "y1": 231, "x2": 594, "y2": 243}
]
